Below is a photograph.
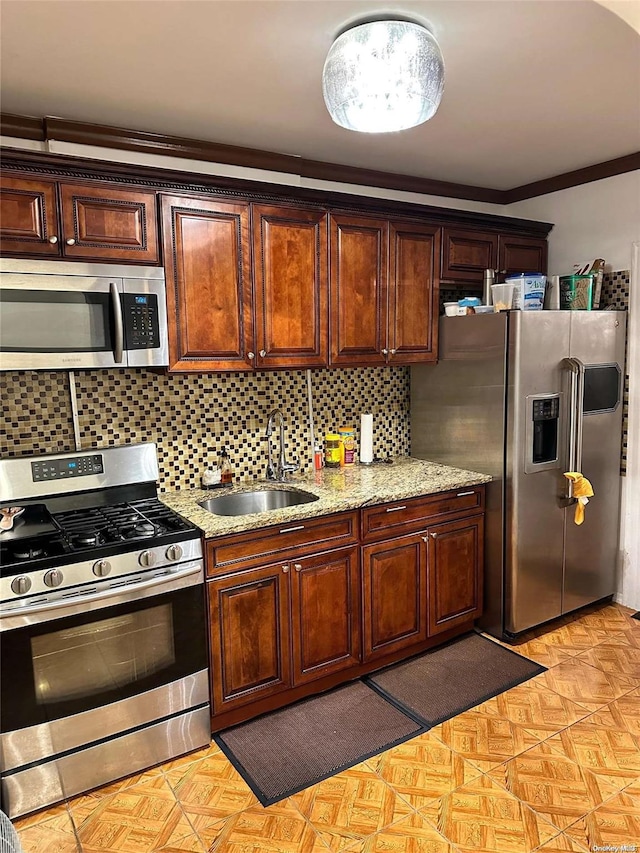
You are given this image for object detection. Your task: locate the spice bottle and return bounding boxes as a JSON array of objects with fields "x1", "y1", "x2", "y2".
[
  {"x1": 338, "y1": 426, "x2": 355, "y2": 467},
  {"x1": 219, "y1": 448, "x2": 233, "y2": 485},
  {"x1": 324, "y1": 434, "x2": 341, "y2": 468},
  {"x1": 313, "y1": 443, "x2": 324, "y2": 471}
]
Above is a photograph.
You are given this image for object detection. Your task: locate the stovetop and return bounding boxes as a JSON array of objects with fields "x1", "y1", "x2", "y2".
[{"x1": 0, "y1": 497, "x2": 200, "y2": 577}]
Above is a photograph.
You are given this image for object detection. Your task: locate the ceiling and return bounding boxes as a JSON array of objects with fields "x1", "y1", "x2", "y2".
[{"x1": 1, "y1": 0, "x2": 639, "y2": 190}]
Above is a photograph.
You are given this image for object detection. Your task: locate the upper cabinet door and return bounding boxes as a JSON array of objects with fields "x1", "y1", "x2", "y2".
[
  {"x1": 253, "y1": 205, "x2": 327, "y2": 368},
  {"x1": 388, "y1": 221, "x2": 440, "y2": 365},
  {"x1": 329, "y1": 214, "x2": 388, "y2": 366},
  {"x1": 441, "y1": 227, "x2": 498, "y2": 284},
  {"x1": 498, "y1": 235, "x2": 548, "y2": 276},
  {"x1": 0, "y1": 176, "x2": 60, "y2": 257},
  {"x1": 59, "y1": 182, "x2": 159, "y2": 263},
  {"x1": 162, "y1": 195, "x2": 253, "y2": 372}
]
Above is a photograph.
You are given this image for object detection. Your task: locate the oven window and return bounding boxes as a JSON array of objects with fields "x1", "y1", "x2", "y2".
[
  {"x1": 31, "y1": 604, "x2": 175, "y2": 704},
  {"x1": 0, "y1": 290, "x2": 112, "y2": 352},
  {"x1": 0, "y1": 585, "x2": 207, "y2": 733}
]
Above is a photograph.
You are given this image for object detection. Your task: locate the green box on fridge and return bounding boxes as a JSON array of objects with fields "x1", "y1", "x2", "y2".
[{"x1": 559, "y1": 274, "x2": 595, "y2": 310}]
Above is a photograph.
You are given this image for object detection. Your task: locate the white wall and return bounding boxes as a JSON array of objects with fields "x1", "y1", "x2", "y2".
[{"x1": 507, "y1": 171, "x2": 640, "y2": 275}]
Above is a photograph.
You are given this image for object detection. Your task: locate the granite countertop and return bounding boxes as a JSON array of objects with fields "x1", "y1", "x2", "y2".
[{"x1": 159, "y1": 457, "x2": 491, "y2": 539}]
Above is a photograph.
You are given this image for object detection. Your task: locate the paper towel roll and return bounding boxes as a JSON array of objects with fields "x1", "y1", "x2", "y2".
[{"x1": 360, "y1": 413, "x2": 373, "y2": 464}]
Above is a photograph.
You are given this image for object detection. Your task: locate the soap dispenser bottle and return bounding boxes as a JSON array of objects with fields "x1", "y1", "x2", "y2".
[{"x1": 219, "y1": 448, "x2": 233, "y2": 486}]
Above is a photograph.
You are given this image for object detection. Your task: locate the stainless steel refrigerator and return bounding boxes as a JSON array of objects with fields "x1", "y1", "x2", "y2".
[{"x1": 411, "y1": 311, "x2": 626, "y2": 638}]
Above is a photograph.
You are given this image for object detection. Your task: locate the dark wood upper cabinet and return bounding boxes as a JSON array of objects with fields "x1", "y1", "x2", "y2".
[
  {"x1": 252, "y1": 205, "x2": 327, "y2": 368},
  {"x1": 290, "y1": 546, "x2": 360, "y2": 685},
  {"x1": 362, "y1": 533, "x2": 428, "y2": 661},
  {"x1": 388, "y1": 221, "x2": 440, "y2": 364},
  {"x1": 208, "y1": 563, "x2": 292, "y2": 712},
  {"x1": 329, "y1": 213, "x2": 388, "y2": 366},
  {"x1": 441, "y1": 227, "x2": 498, "y2": 284},
  {"x1": 0, "y1": 174, "x2": 159, "y2": 263},
  {"x1": 161, "y1": 194, "x2": 253, "y2": 372},
  {"x1": 498, "y1": 234, "x2": 548, "y2": 276},
  {"x1": 427, "y1": 515, "x2": 484, "y2": 636},
  {"x1": 0, "y1": 176, "x2": 60, "y2": 256},
  {"x1": 59, "y1": 182, "x2": 159, "y2": 263}
]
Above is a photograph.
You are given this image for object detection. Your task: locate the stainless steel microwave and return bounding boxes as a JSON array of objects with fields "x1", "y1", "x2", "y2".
[{"x1": 0, "y1": 259, "x2": 169, "y2": 370}]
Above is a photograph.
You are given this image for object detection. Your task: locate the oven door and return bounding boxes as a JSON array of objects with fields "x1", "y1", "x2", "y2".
[
  {"x1": 0, "y1": 563, "x2": 209, "y2": 774},
  {"x1": 0, "y1": 274, "x2": 126, "y2": 370}
]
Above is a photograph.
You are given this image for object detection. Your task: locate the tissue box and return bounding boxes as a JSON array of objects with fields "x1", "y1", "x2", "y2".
[{"x1": 559, "y1": 275, "x2": 595, "y2": 310}]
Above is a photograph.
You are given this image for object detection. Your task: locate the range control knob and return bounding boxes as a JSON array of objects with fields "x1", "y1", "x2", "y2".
[
  {"x1": 165, "y1": 545, "x2": 183, "y2": 562},
  {"x1": 11, "y1": 576, "x2": 32, "y2": 596},
  {"x1": 93, "y1": 559, "x2": 112, "y2": 577},
  {"x1": 139, "y1": 550, "x2": 156, "y2": 568},
  {"x1": 44, "y1": 569, "x2": 63, "y2": 588}
]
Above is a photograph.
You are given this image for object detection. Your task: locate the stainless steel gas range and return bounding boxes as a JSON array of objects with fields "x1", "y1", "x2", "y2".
[{"x1": 0, "y1": 443, "x2": 210, "y2": 819}]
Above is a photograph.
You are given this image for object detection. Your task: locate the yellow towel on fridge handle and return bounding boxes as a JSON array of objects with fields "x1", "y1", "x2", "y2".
[{"x1": 563, "y1": 472, "x2": 594, "y2": 525}]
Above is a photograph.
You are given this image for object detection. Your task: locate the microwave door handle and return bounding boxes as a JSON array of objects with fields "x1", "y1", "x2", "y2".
[{"x1": 110, "y1": 281, "x2": 124, "y2": 363}]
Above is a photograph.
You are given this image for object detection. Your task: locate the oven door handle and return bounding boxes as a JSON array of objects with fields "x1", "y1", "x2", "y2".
[{"x1": 0, "y1": 563, "x2": 202, "y2": 630}]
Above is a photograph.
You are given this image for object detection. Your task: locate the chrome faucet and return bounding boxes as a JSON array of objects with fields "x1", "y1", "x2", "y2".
[{"x1": 265, "y1": 409, "x2": 299, "y2": 481}]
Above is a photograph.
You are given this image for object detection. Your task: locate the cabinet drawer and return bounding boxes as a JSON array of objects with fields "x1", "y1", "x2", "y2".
[
  {"x1": 206, "y1": 510, "x2": 359, "y2": 576},
  {"x1": 361, "y1": 487, "x2": 484, "y2": 542}
]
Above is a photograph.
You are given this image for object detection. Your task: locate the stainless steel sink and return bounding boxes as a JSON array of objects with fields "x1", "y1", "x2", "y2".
[{"x1": 199, "y1": 488, "x2": 319, "y2": 516}]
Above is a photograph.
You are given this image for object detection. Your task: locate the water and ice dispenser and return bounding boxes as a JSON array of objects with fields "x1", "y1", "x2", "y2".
[{"x1": 525, "y1": 394, "x2": 560, "y2": 473}]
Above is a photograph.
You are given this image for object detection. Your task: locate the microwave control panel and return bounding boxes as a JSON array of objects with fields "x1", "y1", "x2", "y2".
[{"x1": 122, "y1": 293, "x2": 160, "y2": 349}]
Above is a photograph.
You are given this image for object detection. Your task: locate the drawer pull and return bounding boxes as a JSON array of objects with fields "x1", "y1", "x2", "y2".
[
  {"x1": 456, "y1": 491, "x2": 475, "y2": 497},
  {"x1": 294, "y1": 563, "x2": 302, "y2": 572},
  {"x1": 279, "y1": 525, "x2": 305, "y2": 534},
  {"x1": 385, "y1": 505, "x2": 407, "y2": 513}
]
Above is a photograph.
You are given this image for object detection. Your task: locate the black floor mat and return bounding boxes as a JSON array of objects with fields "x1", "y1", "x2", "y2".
[
  {"x1": 215, "y1": 680, "x2": 425, "y2": 806},
  {"x1": 365, "y1": 631, "x2": 546, "y2": 727}
]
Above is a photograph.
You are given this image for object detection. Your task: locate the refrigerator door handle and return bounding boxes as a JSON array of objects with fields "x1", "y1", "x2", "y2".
[{"x1": 563, "y1": 357, "x2": 585, "y2": 500}]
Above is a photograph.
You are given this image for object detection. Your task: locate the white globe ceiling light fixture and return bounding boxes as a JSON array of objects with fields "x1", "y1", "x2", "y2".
[{"x1": 322, "y1": 20, "x2": 445, "y2": 134}]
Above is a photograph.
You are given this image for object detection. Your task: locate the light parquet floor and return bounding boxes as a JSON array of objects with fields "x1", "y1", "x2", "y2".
[{"x1": 14, "y1": 602, "x2": 640, "y2": 853}]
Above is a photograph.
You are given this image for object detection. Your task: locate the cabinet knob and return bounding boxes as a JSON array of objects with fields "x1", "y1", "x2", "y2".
[
  {"x1": 259, "y1": 349, "x2": 267, "y2": 358},
  {"x1": 48, "y1": 235, "x2": 58, "y2": 244},
  {"x1": 66, "y1": 238, "x2": 76, "y2": 246},
  {"x1": 390, "y1": 348, "x2": 397, "y2": 356},
  {"x1": 381, "y1": 348, "x2": 389, "y2": 356},
  {"x1": 247, "y1": 351, "x2": 255, "y2": 361},
  {"x1": 282, "y1": 565, "x2": 290, "y2": 573},
  {"x1": 430, "y1": 532, "x2": 438, "y2": 539},
  {"x1": 421, "y1": 535, "x2": 429, "y2": 542},
  {"x1": 294, "y1": 563, "x2": 302, "y2": 572}
]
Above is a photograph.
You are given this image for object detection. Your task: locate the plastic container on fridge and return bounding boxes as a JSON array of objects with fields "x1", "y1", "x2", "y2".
[{"x1": 506, "y1": 273, "x2": 547, "y2": 310}]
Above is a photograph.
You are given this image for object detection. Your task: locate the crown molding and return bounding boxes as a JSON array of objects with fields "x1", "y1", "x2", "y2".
[{"x1": 1, "y1": 113, "x2": 637, "y2": 205}]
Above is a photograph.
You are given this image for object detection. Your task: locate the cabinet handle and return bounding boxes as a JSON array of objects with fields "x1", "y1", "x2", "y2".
[
  {"x1": 381, "y1": 348, "x2": 389, "y2": 356},
  {"x1": 385, "y1": 505, "x2": 407, "y2": 513},
  {"x1": 259, "y1": 349, "x2": 267, "y2": 358},
  {"x1": 279, "y1": 525, "x2": 304, "y2": 534},
  {"x1": 430, "y1": 532, "x2": 438, "y2": 539},
  {"x1": 247, "y1": 351, "x2": 255, "y2": 361},
  {"x1": 282, "y1": 565, "x2": 290, "y2": 573},
  {"x1": 421, "y1": 535, "x2": 429, "y2": 542},
  {"x1": 294, "y1": 563, "x2": 302, "y2": 572},
  {"x1": 390, "y1": 348, "x2": 397, "y2": 355},
  {"x1": 48, "y1": 235, "x2": 58, "y2": 244},
  {"x1": 456, "y1": 490, "x2": 475, "y2": 497},
  {"x1": 66, "y1": 238, "x2": 76, "y2": 246}
]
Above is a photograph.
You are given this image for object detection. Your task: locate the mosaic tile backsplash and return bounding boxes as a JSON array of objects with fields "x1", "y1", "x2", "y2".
[
  {"x1": 0, "y1": 271, "x2": 629, "y2": 484},
  {"x1": 1, "y1": 367, "x2": 411, "y2": 490}
]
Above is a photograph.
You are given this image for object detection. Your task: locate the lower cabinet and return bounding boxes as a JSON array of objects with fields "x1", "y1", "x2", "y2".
[
  {"x1": 427, "y1": 516, "x2": 484, "y2": 636},
  {"x1": 207, "y1": 546, "x2": 359, "y2": 713},
  {"x1": 206, "y1": 487, "x2": 485, "y2": 726},
  {"x1": 362, "y1": 533, "x2": 427, "y2": 661}
]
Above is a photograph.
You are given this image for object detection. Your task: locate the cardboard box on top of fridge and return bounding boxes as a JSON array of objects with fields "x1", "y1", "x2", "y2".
[{"x1": 572, "y1": 259, "x2": 604, "y2": 308}]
